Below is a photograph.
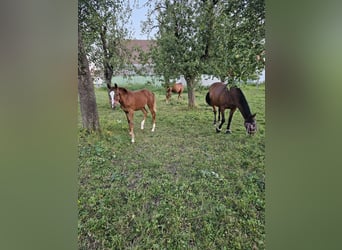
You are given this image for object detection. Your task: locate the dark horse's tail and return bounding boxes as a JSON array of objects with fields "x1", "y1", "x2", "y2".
[{"x1": 205, "y1": 92, "x2": 212, "y2": 106}]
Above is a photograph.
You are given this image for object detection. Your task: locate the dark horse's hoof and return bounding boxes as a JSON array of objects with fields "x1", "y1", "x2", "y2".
[
  {"x1": 225, "y1": 130, "x2": 232, "y2": 134},
  {"x1": 216, "y1": 127, "x2": 221, "y2": 133}
]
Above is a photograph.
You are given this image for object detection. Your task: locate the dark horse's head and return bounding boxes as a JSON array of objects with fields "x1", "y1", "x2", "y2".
[
  {"x1": 244, "y1": 113, "x2": 257, "y2": 135},
  {"x1": 107, "y1": 83, "x2": 120, "y2": 109}
]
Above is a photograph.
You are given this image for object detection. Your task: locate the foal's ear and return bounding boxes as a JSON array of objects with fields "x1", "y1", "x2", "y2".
[
  {"x1": 107, "y1": 83, "x2": 111, "y2": 89},
  {"x1": 251, "y1": 113, "x2": 257, "y2": 118},
  {"x1": 114, "y1": 83, "x2": 118, "y2": 88}
]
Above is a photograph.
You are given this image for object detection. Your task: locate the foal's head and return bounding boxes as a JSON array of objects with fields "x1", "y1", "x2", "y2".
[
  {"x1": 165, "y1": 87, "x2": 172, "y2": 101},
  {"x1": 107, "y1": 83, "x2": 120, "y2": 109},
  {"x1": 244, "y1": 113, "x2": 257, "y2": 135}
]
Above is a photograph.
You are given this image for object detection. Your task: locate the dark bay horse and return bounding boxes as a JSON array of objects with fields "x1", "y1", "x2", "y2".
[
  {"x1": 107, "y1": 83, "x2": 156, "y2": 143},
  {"x1": 205, "y1": 82, "x2": 257, "y2": 135},
  {"x1": 166, "y1": 83, "x2": 184, "y2": 102}
]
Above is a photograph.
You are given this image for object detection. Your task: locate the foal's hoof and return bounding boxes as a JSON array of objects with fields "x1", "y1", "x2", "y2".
[
  {"x1": 216, "y1": 127, "x2": 221, "y2": 133},
  {"x1": 225, "y1": 130, "x2": 232, "y2": 134}
]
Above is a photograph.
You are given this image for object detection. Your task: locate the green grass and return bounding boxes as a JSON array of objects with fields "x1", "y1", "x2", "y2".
[{"x1": 78, "y1": 84, "x2": 265, "y2": 249}]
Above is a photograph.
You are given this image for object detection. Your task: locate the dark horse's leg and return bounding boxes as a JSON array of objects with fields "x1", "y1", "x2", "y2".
[
  {"x1": 216, "y1": 108, "x2": 225, "y2": 133},
  {"x1": 212, "y1": 106, "x2": 217, "y2": 125},
  {"x1": 206, "y1": 92, "x2": 217, "y2": 125},
  {"x1": 225, "y1": 107, "x2": 236, "y2": 134}
]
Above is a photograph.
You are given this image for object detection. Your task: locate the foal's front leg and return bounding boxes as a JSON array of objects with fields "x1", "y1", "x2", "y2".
[{"x1": 125, "y1": 111, "x2": 135, "y2": 143}]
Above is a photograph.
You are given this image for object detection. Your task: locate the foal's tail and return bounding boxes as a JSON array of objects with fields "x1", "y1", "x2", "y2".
[{"x1": 205, "y1": 92, "x2": 211, "y2": 106}]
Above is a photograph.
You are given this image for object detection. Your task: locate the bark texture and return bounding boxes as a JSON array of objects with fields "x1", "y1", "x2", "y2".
[{"x1": 78, "y1": 30, "x2": 100, "y2": 131}]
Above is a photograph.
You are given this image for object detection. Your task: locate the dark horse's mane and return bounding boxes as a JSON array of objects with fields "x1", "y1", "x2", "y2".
[{"x1": 229, "y1": 86, "x2": 253, "y2": 120}]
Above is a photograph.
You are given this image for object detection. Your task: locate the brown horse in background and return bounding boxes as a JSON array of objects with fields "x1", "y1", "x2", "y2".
[
  {"x1": 205, "y1": 82, "x2": 257, "y2": 135},
  {"x1": 107, "y1": 83, "x2": 156, "y2": 143},
  {"x1": 166, "y1": 83, "x2": 184, "y2": 102}
]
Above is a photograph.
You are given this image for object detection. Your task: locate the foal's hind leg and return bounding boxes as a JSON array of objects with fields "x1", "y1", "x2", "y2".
[
  {"x1": 150, "y1": 108, "x2": 156, "y2": 132},
  {"x1": 125, "y1": 111, "x2": 135, "y2": 143},
  {"x1": 147, "y1": 106, "x2": 156, "y2": 132},
  {"x1": 147, "y1": 98, "x2": 156, "y2": 132},
  {"x1": 141, "y1": 107, "x2": 148, "y2": 130}
]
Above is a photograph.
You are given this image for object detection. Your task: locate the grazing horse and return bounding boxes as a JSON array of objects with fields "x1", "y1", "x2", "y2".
[
  {"x1": 107, "y1": 83, "x2": 156, "y2": 143},
  {"x1": 205, "y1": 82, "x2": 257, "y2": 135},
  {"x1": 166, "y1": 83, "x2": 184, "y2": 102}
]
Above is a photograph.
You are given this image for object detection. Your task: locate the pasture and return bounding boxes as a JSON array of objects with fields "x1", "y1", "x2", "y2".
[{"x1": 78, "y1": 83, "x2": 265, "y2": 249}]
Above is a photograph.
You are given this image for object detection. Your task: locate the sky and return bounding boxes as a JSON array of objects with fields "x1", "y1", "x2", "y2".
[{"x1": 130, "y1": 0, "x2": 155, "y2": 40}]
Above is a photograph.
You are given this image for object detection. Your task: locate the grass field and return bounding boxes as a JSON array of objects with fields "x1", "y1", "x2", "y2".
[{"x1": 78, "y1": 84, "x2": 265, "y2": 249}]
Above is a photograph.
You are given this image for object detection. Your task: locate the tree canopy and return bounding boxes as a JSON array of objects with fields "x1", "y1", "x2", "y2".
[
  {"x1": 78, "y1": 0, "x2": 133, "y2": 84},
  {"x1": 144, "y1": 0, "x2": 265, "y2": 107}
]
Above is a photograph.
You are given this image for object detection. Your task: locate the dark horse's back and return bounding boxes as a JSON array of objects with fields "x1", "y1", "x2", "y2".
[{"x1": 206, "y1": 82, "x2": 228, "y2": 106}]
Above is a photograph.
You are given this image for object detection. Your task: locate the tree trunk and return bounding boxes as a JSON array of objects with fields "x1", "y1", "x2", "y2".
[
  {"x1": 185, "y1": 75, "x2": 196, "y2": 108},
  {"x1": 220, "y1": 75, "x2": 226, "y2": 82},
  {"x1": 103, "y1": 62, "x2": 113, "y2": 86},
  {"x1": 78, "y1": 30, "x2": 100, "y2": 131},
  {"x1": 100, "y1": 26, "x2": 114, "y2": 87}
]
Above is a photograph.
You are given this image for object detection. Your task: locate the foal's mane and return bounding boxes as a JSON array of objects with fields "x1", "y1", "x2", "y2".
[{"x1": 117, "y1": 86, "x2": 128, "y2": 94}]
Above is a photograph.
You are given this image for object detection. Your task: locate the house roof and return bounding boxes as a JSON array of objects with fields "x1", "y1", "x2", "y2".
[
  {"x1": 124, "y1": 40, "x2": 156, "y2": 64},
  {"x1": 125, "y1": 40, "x2": 155, "y2": 51}
]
